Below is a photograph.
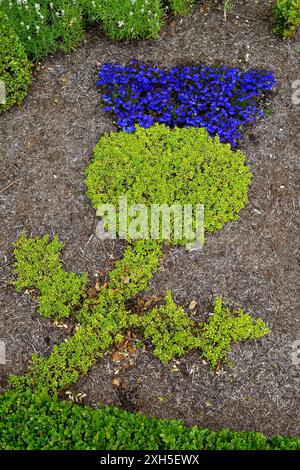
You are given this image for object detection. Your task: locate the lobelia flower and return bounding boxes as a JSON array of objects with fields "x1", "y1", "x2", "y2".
[{"x1": 97, "y1": 61, "x2": 276, "y2": 147}]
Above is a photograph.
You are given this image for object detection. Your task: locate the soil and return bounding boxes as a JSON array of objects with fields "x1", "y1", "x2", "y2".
[{"x1": 0, "y1": 0, "x2": 299, "y2": 436}]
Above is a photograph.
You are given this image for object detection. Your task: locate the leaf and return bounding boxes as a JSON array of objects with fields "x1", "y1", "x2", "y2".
[{"x1": 189, "y1": 299, "x2": 197, "y2": 310}]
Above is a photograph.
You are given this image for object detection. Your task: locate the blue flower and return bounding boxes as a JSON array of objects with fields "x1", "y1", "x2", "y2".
[{"x1": 97, "y1": 61, "x2": 276, "y2": 147}]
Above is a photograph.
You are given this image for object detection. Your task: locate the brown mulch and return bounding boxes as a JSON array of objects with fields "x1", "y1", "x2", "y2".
[{"x1": 0, "y1": 0, "x2": 299, "y2": 436}]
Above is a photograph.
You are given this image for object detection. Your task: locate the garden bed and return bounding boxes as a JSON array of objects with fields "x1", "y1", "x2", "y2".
[{"x1": 0, "y1": 0, "x2": 299, "y2": 438}]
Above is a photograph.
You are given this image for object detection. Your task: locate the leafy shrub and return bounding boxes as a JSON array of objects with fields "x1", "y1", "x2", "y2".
[
  {"x1": 13, "y1": 233, "x2": 88, "y2": 319},
  {"x1": 130, "y1": 290, "x2": 201, "y2": 362},
  {"x1": 199, "y1": 297, "x2": 270, "y2": 368},
  {"x1": 85, "y1": 124, "x2": 252, "y2": 244},
  {"x1": 0, "y1": 11, "x2": 31, "y2": 112},
  {"x1": 97, "y1": 61, "x2": 276, "y2": 146},
  {"x1": 274, "y1": 0, "x2": 300, "y2": 38},
  {"x1": 0, "y1": 390, "x2": 299, "y2": 450}
]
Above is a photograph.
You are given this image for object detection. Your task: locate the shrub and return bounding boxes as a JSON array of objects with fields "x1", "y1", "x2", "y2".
[
  {"x1": 0, "y1": 11, "x2": 31, "y2": 112},
  {"x1": 274, "y1": 0, "x2": 300, "y2": 38},
  {"x1": 85, "y1": 124, "x2": 252, "y2": 244},
  {"x1": 198, "y1": 297, "x2": 270, "y2": 368},
  {"x1": 0, "y1": 390, "x2": 299, "y2": 450},
  {"x1": 13, "y1": 233, "x2": 88, "y2": 319},
  {"x1": 97, "y1": 61, "x2": 276, "y2": 146},
  {"x1": 130, "y1": 290, "x2": 201, "y2": 362}
]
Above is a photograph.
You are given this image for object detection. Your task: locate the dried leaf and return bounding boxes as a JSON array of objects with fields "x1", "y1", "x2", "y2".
[
  {"x1": 112, "y1": 378, "x2": 121, "y2": 387},
  {"x1": 189, "y1": 299, "x2": 197, "y2": 310},
  {"x1": 112, "y1": 351, "x2": 123, "y2": 362}
]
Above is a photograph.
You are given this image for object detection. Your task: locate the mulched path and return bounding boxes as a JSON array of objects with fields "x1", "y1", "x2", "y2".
[{"x1": 0, "y1": 0, "x2": 299, "y2": 436}]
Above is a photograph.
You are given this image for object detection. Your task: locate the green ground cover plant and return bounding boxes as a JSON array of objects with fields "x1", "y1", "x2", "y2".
[
  {"x1": 0, "y1": 10, "x2": 32, "y2": 112},
  {"x1": 13, "y1": 233, "x2": 88, "y2": 319},
  {"x1": 0, "y1": 390, "x2": 299, "y2": 450},
  {"x1": 85, "y1": 124, "x2": 252, "y2": 244},
  {"x1": 274, "y1": 0, "x2": 300, "y2": 38},
  {"x1": 10, "y1": 233, "x2": 269, "y2": 395}
]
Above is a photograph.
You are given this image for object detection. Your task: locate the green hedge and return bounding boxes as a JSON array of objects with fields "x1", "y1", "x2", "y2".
[{"x1": 0, "y1": 390, "x2": 299, "y2": 450}]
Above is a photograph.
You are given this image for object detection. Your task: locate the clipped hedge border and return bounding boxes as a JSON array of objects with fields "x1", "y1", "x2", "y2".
[{"x1": 0, "y1": 390, "x2": 299, "y2": 450}]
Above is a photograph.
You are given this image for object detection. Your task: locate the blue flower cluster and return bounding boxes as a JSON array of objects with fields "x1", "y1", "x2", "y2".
[{"x1": 97, "y1": 61, "x2": 276, "y2": 146}]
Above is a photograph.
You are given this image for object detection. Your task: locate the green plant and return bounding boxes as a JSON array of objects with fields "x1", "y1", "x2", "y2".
[
  {"x1": 0, "y1": 1, "x2": 86, "y2": 60},
  {"x1": 11, "y1": 233, "x2": 269, "y2": 394},
  {"x1": 0, "y1": 390, "x2": 299, "y2": 450},
  {"x1": 130, "y1": 290, "x2": 201, "y2": 362},
  {"x1": 223, "y1": 0, "x2": 231, "y2": 21},
  {"x1": 0, "y1": 11, "x2": 32, "y2": 112},
  {"x1": 11, "y1": 236, "x2": 162, "y2": 393},
  {"x1": 13, "y1": 233, "x2": 88, "y2": 319},
  {"x1": 274, "y1": 0, "x2": 300, "y2": 38},
  {"x1": 167, "y1": 0, "x2": 195, "y2": 15},
  {"x1": 85, "y1": 124, "x2": 252, "y2": 245},
  {"x1": 96, "y1": 0, "x2": 164, "y2": 41},
  {"x1": 198, "y1": 297, "x2": 270, "y2": 368}
]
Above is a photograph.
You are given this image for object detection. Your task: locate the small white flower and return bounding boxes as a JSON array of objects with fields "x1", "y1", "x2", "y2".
[
  {"x1": 61, "y1": 9, "x2": 65, "y2": 16},
  {"x1": 141, "y1": 8, "x2": 144, "y2": 13},
  {"x1": 118, "y1": 20, "x2": 124, "y2": 27},
  {"x1": 27, "y1": 36, "x2": 31, "y2": 40},
  {"x1": 20, "y1": 21, "x2": 25, "y2": 27},
  {"x1": 36, "y1": 25, "x2": 40, "y2": 32},
  {"x1": 56, "y1": 11, "x2": 60, "y2": 16},
  {"x1": 50, "y1": 2, "x2": 53, "y2": 8},
  {"x1": 129, "y1": 11, "x2": 133, "y2": 16},
  {"x1": 26, "y1": 24, "x2": 30, "y2": 30},
  {"x1": 34, "y1": 3, "x2": 40, "y2": 10},
  {"x1": 40, "y1": 14, "x2": 44, "y2": 20}
]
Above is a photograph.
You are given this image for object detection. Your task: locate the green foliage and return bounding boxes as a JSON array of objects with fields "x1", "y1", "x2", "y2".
[
  {"x1": 11, "y1": 237, "x2": 162, "y2": 393},
  {"x1": 108, "y1": 240, "x2": 162, "y2": 300},
  {"x1": 198, "y1": 297, "x2": 270, "y2": 368},
  {"x1": 130, "y1": 293, "x2": 269, "y2": 366},
  {"x1": 130, "y1": 290, "x2": 201, "y2": 362},
  {"x1": 13, "y1": 233, "x2": 88, "y2": 319},
  {"x1": 274, "y1": 0, "x2": 300, "y2": 38},
  {"x1": 0, "y1": 0, "x2": 195, "y2": 63},
  {"x1": 86, "y1": 124, "x2": 252, "y2": 245},
  {"x1": 11, "y1": 233, "x2": 269, "y2": 392},
  {"x1": 96, "y1": 0, "x2": 164, "y2": 41},
  {"x1": 0, "y1": 0, "x2": 86, "y2": 60},
  {"x1": 0, "y1": 11, "x2": 32, "y2": 112},
  {"x1": 167, "y1": 0, "x2": 195, "y2": 15},
  {"x1": 0, "y1": 390, "x2": 299, "y2": 450}
]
